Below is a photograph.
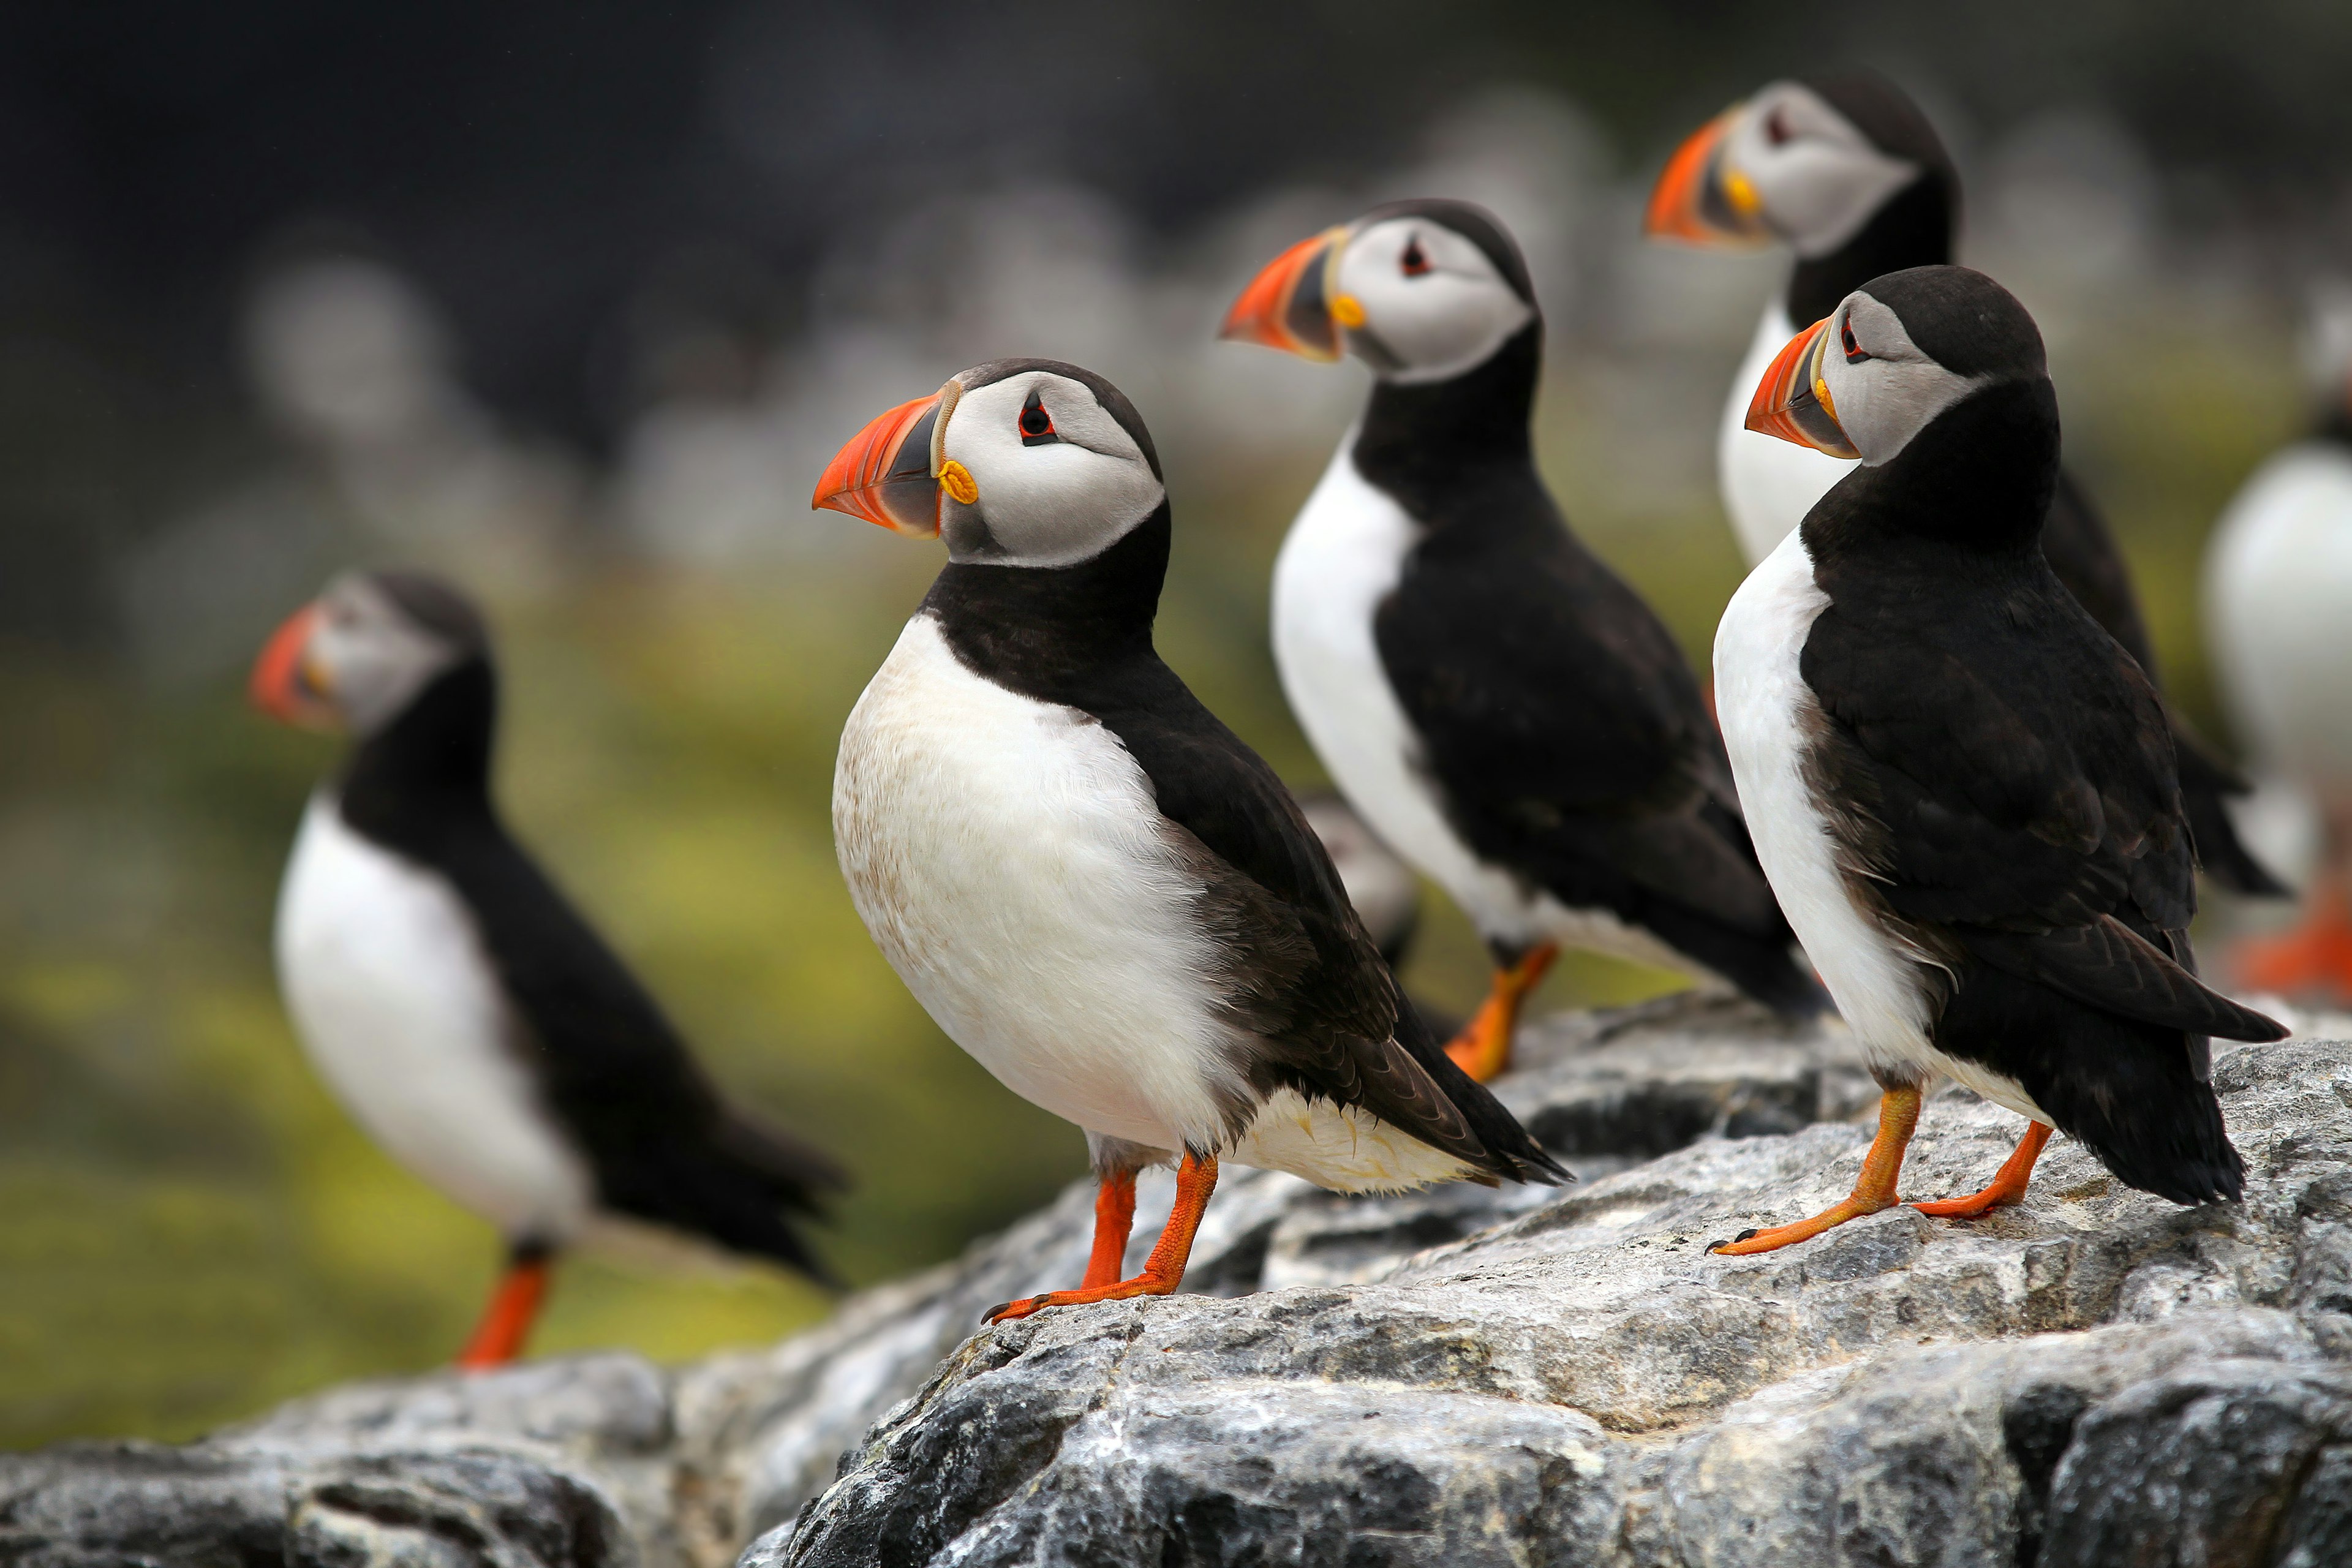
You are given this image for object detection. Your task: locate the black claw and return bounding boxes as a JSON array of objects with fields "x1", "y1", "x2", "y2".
[{"x1": 982, "y1": 1302, "x2": 1014, "y2": 1324}]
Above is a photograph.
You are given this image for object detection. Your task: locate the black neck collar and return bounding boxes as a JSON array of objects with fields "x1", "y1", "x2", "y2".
[
  {"x1": 1351, "y1": 323, "x2": 1540, "y2": 519},
  {"x1": 1804, "y1": 379, "x2": 2060, "y2": 565},
  {"x1": 336, "y1": 658, "x2": 498, "y2": 843},
  {"x1": 1784, "y1": 173, "x2": 1956, "y2": 327},
  {"x1": 922, "y1": 502, "x2": 1170, "y2": 700}
]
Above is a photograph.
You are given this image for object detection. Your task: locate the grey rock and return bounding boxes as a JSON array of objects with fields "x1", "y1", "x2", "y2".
[{"x1": 10, "y1": 994, "x2": 2352, "y2": 1568}]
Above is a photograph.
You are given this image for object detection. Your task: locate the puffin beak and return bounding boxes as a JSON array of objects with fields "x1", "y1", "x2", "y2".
[
  {"x1": 1745, "y1": 317, "x2": 1860, "y2": 459},
  {"x1": 1219, "y1": 225, "x2": 1351, "y2": 361},
  {"x1": 812, "y1": 386, "x2": 954, "y2": 537},
  {"x1": 1643, "y1": 105, "x2": 1770, "y2": 248},
  {"x1": 249, "y1": 603, "x2": 337, "y2": 728}
]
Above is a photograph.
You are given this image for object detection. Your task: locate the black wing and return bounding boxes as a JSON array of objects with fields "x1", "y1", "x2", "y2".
[
  {"x1": 2043, "y1": 470, "x2": 2285, "y2": 897},
  {"x1": 1371, "y1": 477, "x2": 1819, "y2": 1011},
  {"x1": 1096, "y1": 661, "x2": 1566, "y2": 1186},
  {"x1": 1801, "y1": 545, "x2": 2279, "y2": 1044},
  {"x1": 432, "y1": 813, "x2": 848, "y2": 1275}
]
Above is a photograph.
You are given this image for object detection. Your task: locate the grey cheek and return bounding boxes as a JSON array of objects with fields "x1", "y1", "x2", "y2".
[{"x1": 942, "y1": 504, "x2": 1003, "y2": 561}]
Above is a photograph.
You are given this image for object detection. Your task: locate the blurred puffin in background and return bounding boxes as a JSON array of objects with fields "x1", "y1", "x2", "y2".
[
  {"x1": 1713, "y1": 265, "x2": 2283, "y2": 1253},
  {"x1": 1222, "y1": 199, "x2": 1826, "y2": 1082},
  {"x1": 816, "y1": 358, "x2": 1564, "y2": 1322},
  {"x1": 1299, "y1": 791, "x2": 1458, "y2": 1040},
  {"x1": 2206, "y1": 293, "x2": 2352, "y2": 1000},
  {"x1": 1648, "y1": 69, "x2": 2286, "y2": 902},
  {"x1": 254, "y1": 570, "x2": 843, "y2": 1366}
]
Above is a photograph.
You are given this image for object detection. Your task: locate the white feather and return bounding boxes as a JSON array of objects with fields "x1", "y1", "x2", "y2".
[
  {"x1": 1719, "y1": 304, "x2": 1861, "y2": 566},
  {"x1": 274, "y1": 795, "x2": 597, "y2": 1240},
  {"x1": 1714, "y1": 531, "x2": 2049, "y2": 1121},
  {"x1": 834, "y1": 613, "x2": 1474, "y2": 1192},
  {"x1": 2206, "y1": 441, "x2": 2352, "y2": 790},
  {"x1": 1271, "y1": 434, "x2": 1719, "y2": 979}
]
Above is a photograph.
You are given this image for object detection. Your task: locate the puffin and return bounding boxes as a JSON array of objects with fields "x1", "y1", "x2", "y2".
[
  {"x1": 1220, "y1": 199, "x2": 1825, "y2": 1083},
  {"x1": 1710, "y1": 264, "x2": 2285, "y2": 1253},
  {"x1": 254, "y1": 570, "x2": 844, "y2": 1365},
  {"x1": 815, "y1": 358, "x2": 1564, "y2": 1322},
  {"x1": 1646, "y1": 69, "x2": 2285, "y2": 899},
  {"x1": 2206, "y1": 306, "x2": 2352, "y2": 998},
  {"x1": 1299, "y1": 791, "x2": 1420, "y2": 971}
]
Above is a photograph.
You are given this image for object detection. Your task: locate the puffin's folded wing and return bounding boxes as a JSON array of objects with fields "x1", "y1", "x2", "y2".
[{"x1": 1961, "y1": 917, "x2": 2287, "y2": 1043}]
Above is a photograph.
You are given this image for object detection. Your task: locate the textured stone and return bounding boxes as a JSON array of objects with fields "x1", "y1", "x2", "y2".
[{"x1": 9, "y1": 995, "x2": 2352, "y2": 1568}]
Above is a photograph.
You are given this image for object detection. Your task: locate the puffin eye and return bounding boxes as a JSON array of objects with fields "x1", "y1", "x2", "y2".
[
  {"x1": 1765, "y1": 107, "x2": 1792, "y2": 146},
  {"x1": 1018, "y1": 388, "x2": 1058, "y2": 445},
  {"x1": 1840, "y1": 319, "x2": 1866, "y2": 363},
  {"x1": 1400, "y1": 235, "x2": 1430, "y2": 277}
]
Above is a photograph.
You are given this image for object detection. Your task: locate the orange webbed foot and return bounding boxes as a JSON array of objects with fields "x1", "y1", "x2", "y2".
[
  {"x1": 1709, "y1": 1085, "x2": 1922, "y2": 1257},
  {"x1": 1912, "y1": 1121, "x2": 2052, "y2": 1219},
  {"x1": 1443, "y1": 943, "x2": 1558, "y2": 1082},
  {"x1": 983, "y1": 1153, "x2": 1218, "y2": 1325}
]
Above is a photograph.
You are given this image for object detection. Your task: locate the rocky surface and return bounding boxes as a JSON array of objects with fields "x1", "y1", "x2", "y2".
[{"x1": 8, "y1": 993, "x2": 2352, "y2": 1566}]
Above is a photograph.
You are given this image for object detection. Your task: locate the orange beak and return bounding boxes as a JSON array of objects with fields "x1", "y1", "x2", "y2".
[
  {"x1": 1219, "y1": 225, "x2": 1349, "y2": 361},
  {"x1": 1643, "y1": 105, "x2": 1770, "y2": 248},
  {"x1": 1745, "y1": 316, "x2": 1859, "y2": 459},
  {"x1": 812, "y1": 389, "x2": 950, "y2": 537},
  {"x1": 249, "y1": 603, "x2": 336, "y2": 728}
]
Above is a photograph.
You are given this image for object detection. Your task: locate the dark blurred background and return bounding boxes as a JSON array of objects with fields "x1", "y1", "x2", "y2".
[{"x1": 5, "y1": 1, "x2": 2348, "y2": 1447}]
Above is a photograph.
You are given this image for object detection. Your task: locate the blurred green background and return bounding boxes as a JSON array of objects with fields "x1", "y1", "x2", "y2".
[{"x1": 1, "y1": 0, "x2": 2343, "y2": 1449}]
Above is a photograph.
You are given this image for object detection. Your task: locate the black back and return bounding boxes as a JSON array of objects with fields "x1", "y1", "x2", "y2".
[
  {"x1": 1766, "y1": 72, "x2": 2279, "y2": 894},
  {"x1": 1797, "y1": 377, "x2": 2283, "y2": 1202},
  {"x1": 336, "y1": 660, "x2": 843, "y2": 1273},
  {"x1": 1354, "y1": 323, "x2": 1823, "y2": 1016},
  {"x1": 921, "y1": 506, "x2": 1563, "y2": 1186}
]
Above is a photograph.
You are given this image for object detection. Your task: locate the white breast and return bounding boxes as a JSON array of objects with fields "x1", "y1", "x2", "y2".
[
  {"x1": 834, "y1": 614, "x2": 1251, "y2": 1156},
  {"x1": 1719, "y1": 304, "x2": 1861, "y2": 567},
  {"x1": 274, "y1": 796, "x2": 596, "y2": 1242},
  {"x1": 2206, "y1": 442, "x2": 2352, "y2": 792},
  {"x1": 1714, "y1": 535, "x2": 2048, "y2": 1120},
  {"x1": 1270, "y1": 437, "x2": 1540, "y2": 946}
]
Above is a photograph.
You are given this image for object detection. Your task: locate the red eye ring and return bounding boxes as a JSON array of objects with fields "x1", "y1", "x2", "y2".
[
  {"x1": 1840, "y1": 320, "x2": 1865, "y2": 362},
  {"x1": 1018, "y1": 388, "x2": 1056, "y2": 442},
  {"x1": 1400, "y1": 235, "x2": 1430, "y2": 277}
]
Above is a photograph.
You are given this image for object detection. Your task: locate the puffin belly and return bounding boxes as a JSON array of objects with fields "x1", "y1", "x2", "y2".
[
  {"x1": 1719, "y1": 306, "x2": 1860, "y2": 567},
  {"x1": 834, "y1": 614, "x2": 1243, "y2": 1154},
  {"x1": 1713, "y1": 534, "x2": 1938, "y2": 1077},
  {"x1": 2206, "y1": 442, "x2": 2352, "y2": 789},
  {"x1": 274, "y1": 795, "x2": 597, "y2": 1242},
  {"x1": 1271, "y1": 438, "x2": 1539, "y2": 945}
]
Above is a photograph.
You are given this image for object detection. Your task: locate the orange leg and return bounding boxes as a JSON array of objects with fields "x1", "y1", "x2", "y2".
[
  {"x1": 1080, "y1": 1170, "x2": 1139, "y2": 1289},
  {"x1": 456, "y1": 1249, "x2": 553, "y2": 1370},
  {"x1": 2234, "y1": 871, "x2": 2352, "y2": 1004},
  {"x1": 1444, "y1": 943, "x2": 1559, "y2": 1082},
  {"x1": 1911, "y1": 1120, "x2": 2053, "y2": 1218},
  {"x1": 988, "y1": 1153, "x2": 1218, "y2": 1323},
  {"x1": 1712, "y1": 1084, "x2": 1921, "y2": 1255}
]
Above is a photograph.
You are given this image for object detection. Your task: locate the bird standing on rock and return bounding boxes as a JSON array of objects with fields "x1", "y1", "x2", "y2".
[
  {"x1": 816, "y1": 358, "x2": 1564, "y2": 1323},
  {"x1": 1711, "y1": 266, "x2": 2285, "y2": 1254},
  {"x1": 2207, "y1": 302, "x2": 2352, "y2": 1000},
  {"x1": 256, "y1": 570, "x2": 844, "y2": 1365},
  {"x1": 1221, "y1": 200, "x2": 1826, "y2": 1083},
  {"x1": 1646, "y1": 69, "x2": 2286, "y2": 900}
]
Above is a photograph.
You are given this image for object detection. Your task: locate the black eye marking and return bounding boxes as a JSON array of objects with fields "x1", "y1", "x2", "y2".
[
  {"x1": 1400, "y1": 234, "x2": 1430, "y2": 277},
  {"x1": 1841, "y1": 317, "x2": 1867, "y2": 363},
  {"x1": 1765, "y1": 106, "x2": 1792, "y2": 146},
  {"x1": 1018, "y1": 388, "x2": 1058, "y2": 445}
]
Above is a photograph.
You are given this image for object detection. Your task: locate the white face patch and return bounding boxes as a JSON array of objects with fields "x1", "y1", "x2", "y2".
[
  {"x1": 1816, "y1": 290, "x2": 1988, "y2": 466},
  {"x1": 1330, "y1": 217, "x2": 1534, "y2": 385},
  {"x1": 310, "y1": 575, "x2": 467, "y2": 735},
  {"x1": 1725, "y1": 83, "x2": 1922, "y2": 258},
  {"x1": 935, "y1": 369, "x2": 1166, "y2": 568}
]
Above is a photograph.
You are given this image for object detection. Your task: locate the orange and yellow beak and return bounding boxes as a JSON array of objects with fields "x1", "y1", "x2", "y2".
[
  {"x1": 250, "y1": 603, "x2": 337, "y2": 728},
  {"x1": 1745, "y1": 316, "x2": 1858, "y2": 459},
  {"x1": 1643, "y1": 105, "x2": 1770, "y2": 249},
  {"x1": 812, "y1": 385, "x2": 958, "y2": 537},
  {"x1": 1219, "y1": 225, "x2": 1351, "y2": 361}
]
